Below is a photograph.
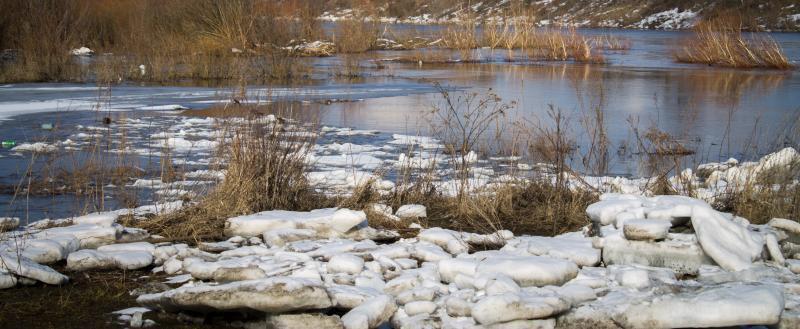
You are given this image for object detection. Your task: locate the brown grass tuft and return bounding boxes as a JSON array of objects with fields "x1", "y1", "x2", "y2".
[
  {"x1": 140, "y1": 117, "x2": 321, "y2": 239},
  {"x1": 676, "y1": 16, "x2": 792, "y2": 69}
]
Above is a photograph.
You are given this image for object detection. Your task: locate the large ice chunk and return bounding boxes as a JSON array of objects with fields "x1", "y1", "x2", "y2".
[
  {"x1": 623, "y1": 219, "x2": 671, "y2": 241},
  {"x1": 501, "y1": 235, "x2": 601, "y2": 267},
  {"x1": 619, "y1": 283, "x2": 784, "y2": 328},
  {"x1": 691, "y1": 206, "x2": 764, "y2": 271},
  {"x1": 471, "y1": 292, "x2": 570, "y2": 325},
  {"x1": 0, "y1": 252, "x2": 68, "y2": 285},
  {"x1": 137, "y1": 277, "x2": 332, "y2": 313},
  {"x1": 35, "y1": 223, "x2": 121, "y2": 248},
  {"x1": 341, "y1": 294, "x2": 397, "y2": 329},
  {"x1": 475, "y1": 255, "x2": 578, "y2": 287},
  {"x1": 602, "y1": 233, "x2": 715, "y2": 274},
  {"x1": 225, "y1": 208, "x2": 366, "y2": 237}
]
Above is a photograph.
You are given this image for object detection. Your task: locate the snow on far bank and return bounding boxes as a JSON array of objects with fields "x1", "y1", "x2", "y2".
[{"x1": 634, "y1": 8, "x2": 698, "y2": 30}]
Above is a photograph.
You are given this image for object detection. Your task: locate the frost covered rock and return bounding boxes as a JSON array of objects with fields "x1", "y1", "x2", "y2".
[
  {"x1": 138, "y1": 277, "x2": 332, "y2": 313},
  {"x1": 395, "y1": 205, "x2": 426, "y2": 219},
  {"x1": 341, "y1": 294, "x2": 397, "y2": 329},
  {"x1": 691, "y1": 206, "x2": 764, "y2": 271},
  {"x1": 471, "y1": 292, "x2": 570, "y2": 325},
  {"x1": 623, "y1": 219, "x2": 670, "y2": 241},
  {"x1": 618, "y1": 283, "x2": 784, "y2": 328},
  {"x1": 0, "y1": 252, "x2": 68, "y2": 285}
]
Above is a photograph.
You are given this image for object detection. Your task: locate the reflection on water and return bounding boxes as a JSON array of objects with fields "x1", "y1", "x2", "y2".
[
  {"x1": 1, "y1": 29, "x2": 798, "y2": 179},
  {"x1": 321, "y1": 61, "x2": 797, "y2": 176}
]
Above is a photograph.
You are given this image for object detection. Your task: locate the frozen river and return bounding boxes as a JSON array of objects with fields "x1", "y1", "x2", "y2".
[{"x1": 0, "y1": 28, "x2": 798, "y2": 221}]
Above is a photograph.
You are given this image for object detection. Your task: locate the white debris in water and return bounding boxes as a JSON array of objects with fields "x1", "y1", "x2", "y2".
[
  {"x1": 11, "y1": 142, "x2": 58, "y2": 153},
  {"x1": 388, "y1": 134, "x2": 443, "y2": 149},
  {"x1": 138, "y1": 104, "x2": 188, "y2": 111},
  {"x1": 70, "y1": 47, "x2": 94, "y2": 56}
]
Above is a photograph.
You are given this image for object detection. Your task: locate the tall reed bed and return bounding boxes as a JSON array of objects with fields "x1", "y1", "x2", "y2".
[
  {"x1": 438, "y1": 17, "x2": 605, "y2": 63},
  {"x1": 676, "y1": 16, "x2": 792, "y2": 69},
  {"x1": 0, "y1": 0, "x2": 323, "y2": 83}
]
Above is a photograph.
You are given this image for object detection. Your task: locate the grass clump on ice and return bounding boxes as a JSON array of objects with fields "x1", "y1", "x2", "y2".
[{"x1": 141, "y1": 116, "x2": 323, "y2": 240}]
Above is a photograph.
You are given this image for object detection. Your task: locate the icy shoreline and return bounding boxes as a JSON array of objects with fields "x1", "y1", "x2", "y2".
[
  {"x1": 1, "y1": 148, "x2": 799, "y2": 328},
  {"x1": 1, "y1": 111, "x2": 799, "y2": 327}
]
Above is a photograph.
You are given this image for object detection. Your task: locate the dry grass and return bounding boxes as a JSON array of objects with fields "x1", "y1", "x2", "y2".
[
  {"x1": 676, "y1": 16, "x2": 792, "y2": 69},
  {"x1": 713, "y1": 158, "x2": 800, "y2": 224},
  {"x1": 333, "y1": 19, "x2": 380, "y2": 54},
  {"x1": 140, "y1": 116, "x2": 322, "y2": 239},
  {"x1": 590, "y1": 34, "x2": 632, "y2": 51},
  {"x1": 525, "y1": 28, "x2": 605, "y2": 63},
  {"x1": 0, "y1": 0, "x2": 322, "y2": 83}
]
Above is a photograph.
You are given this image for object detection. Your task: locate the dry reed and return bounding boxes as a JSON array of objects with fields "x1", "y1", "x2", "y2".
[{"x1": 676, "y1": 16, "x2": 792, "y2": 69}]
